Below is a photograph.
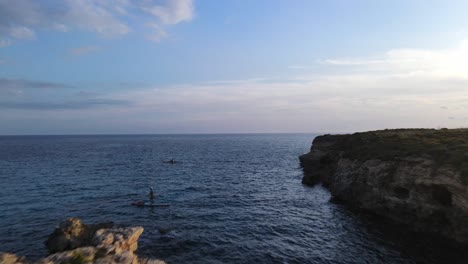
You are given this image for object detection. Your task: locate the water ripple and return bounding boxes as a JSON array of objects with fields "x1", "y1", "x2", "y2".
[{"x1": 0, "y1": 134, "x2": 467, "y2": 263}]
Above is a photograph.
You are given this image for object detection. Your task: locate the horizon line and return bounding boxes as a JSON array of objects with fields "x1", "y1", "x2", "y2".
[
  {"x1": 2, "y1": 127, "x2": 461, "y2": 137},
  {"x1": 0, "y1": 132, "x2": 326, "y2": 137}
]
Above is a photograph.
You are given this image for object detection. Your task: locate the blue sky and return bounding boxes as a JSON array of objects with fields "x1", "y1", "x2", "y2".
[{"x1": 1, "y1": 0, "x2": 468, "y2": 134}]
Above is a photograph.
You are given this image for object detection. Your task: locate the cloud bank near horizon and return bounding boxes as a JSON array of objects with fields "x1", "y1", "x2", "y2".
[{"x1": 2, "y1": 39, "x2": 468, "y2": 134}]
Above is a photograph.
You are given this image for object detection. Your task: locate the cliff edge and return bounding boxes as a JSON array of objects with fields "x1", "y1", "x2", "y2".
[{"x1": 299, "y1": 128, "x2": 468, "y2": 243}]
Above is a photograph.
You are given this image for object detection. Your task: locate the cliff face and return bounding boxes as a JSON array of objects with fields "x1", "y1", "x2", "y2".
[{"x1": 299, "y1": 129, "x2": 468, "y2": 243}]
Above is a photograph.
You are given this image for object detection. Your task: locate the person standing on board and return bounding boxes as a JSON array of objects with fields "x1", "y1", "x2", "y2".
[{"x1": 149, "y1": 187, "x2": 154, "y2": 202}]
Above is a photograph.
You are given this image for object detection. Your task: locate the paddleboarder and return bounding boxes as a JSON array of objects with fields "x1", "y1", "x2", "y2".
[{"x1": 149, "y1": 187, "x2": 154, "y2": 201}]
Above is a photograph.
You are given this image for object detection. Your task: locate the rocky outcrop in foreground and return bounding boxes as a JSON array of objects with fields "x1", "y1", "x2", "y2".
[
  {"x1": 45, "y1": 218, "x2": 114, "y2": 253},
  {"x1": 1, "y1": 218, "x2": 165, "y2": 264},
  {"x1": 300, "y1": 129, "x2": 468, "y2": 244}
]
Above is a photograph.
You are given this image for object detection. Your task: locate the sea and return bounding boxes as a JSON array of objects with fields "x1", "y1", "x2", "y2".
[{"x1": 0, "y1": 134, "x2": 467, "y2": 264}]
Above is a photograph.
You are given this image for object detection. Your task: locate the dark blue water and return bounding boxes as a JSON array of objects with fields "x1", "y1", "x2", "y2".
[{"x1": 0, "y1": 134, "x2": 466, "y2": 263}]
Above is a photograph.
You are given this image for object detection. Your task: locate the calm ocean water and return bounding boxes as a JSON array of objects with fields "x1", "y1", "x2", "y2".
[{"x1": 0, "y1": 134, "x2": 466, "y2": 263}]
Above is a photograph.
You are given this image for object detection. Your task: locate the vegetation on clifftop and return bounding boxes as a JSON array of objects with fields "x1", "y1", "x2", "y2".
[{"x1": 323, "y1": 128, "x2": 468, "y2": 180}]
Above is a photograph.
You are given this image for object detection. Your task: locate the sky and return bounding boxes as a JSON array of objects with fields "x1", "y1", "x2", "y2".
[{"x1": 1, "y1": 0, "x2": 468, "y2": 135}]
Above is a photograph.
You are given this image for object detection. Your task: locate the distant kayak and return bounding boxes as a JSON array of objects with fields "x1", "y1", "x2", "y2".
[
  {"x1": 162, "y1": 160, "x2": 181, "y2": 164},
  {"x1": 131, "y1": 200, "x2": 170, "y2": 207}
]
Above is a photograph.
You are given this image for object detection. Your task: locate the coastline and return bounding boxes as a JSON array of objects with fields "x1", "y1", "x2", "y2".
[{"x1": 299, "y1": 128, "x2": 468, "y2": 244}]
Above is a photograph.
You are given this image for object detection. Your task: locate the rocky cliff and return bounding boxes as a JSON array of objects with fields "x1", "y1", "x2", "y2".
[
  {"x1": 0, "y1": 218, "x2": 165, "y2": 264},
  {"x1": 299, "y1": 128, "x2": 468, "y2": 243}
]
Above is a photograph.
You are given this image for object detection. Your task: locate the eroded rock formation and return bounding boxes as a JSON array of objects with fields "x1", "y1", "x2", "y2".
[
  {"x1": 0, "y1": 253, "x2": 26, "y2": 264},
  {"x1": 1, "y1": 218, "x2": 165, "y2": 264},
  {"x1": 45, "y1": 218, "x2": 114, "y2": 253},
  {"x1": 300, "y1": 129, "x2": 468, "y2": 243}
]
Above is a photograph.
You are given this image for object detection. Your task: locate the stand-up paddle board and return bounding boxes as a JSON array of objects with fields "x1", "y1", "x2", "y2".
[{"x1": 131, "y1": 200, "x2": 170, "y2": 207}]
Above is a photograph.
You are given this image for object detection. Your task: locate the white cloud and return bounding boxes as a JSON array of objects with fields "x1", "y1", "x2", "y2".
[
  {"x1": 61, "y1": 0, "x2": 130, "y2": 36},
  {"x1": 141, "y1": 0, "x2": 194, "y2": 25},
  {"x1": 3, "y1": 75, "x2": 467, "y2": 133},
  {"x1": 145, "y1": 23, "x2": 168, "y2": 43},
  {"x1": 323, "y1": 40, "x2": 468, "y2": 80},
  {"x1": 0, "y1": 0, "x2": 194, "y2": 46},
  {"x1": 52, "y1": 23, "x2": 69, "y2": 32},
  {"x1": 90, "y1": 75, "x2": 465, "y2": 133},
  {"x1": 9, "y1": 26, "x2": 35, "y2": 39},
  {"x1": 322, "y1": 59, "x2": 387, "y2": 66},
  {"x1": 142, "y1": 0, "x2": 194, "y2": 43},
  {"x1": 0, "y1": 0, "x2": 129, "y2": 42},
  {"x1": 0, "y1": 39, "x2": 11, "y2": 47},
  {"x1": 3, "y1": 38, "x2": 468, "y2": 133},
  {"x1": 90, "y1": 39, "x2": 468, "y2": 132}
]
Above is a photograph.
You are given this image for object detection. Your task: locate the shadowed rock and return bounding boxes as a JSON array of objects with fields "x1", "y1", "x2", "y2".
[
  {"x1": 299, "y1": 128, "x2": 468, "y2": 244},
  {"x1": 45, "y1": 217, "x2": 114, "y2": 253}
]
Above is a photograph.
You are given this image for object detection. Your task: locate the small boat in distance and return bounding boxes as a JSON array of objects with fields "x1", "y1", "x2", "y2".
[{"x1": 162, "y1": 158, "x2": 181, "y2": 164}]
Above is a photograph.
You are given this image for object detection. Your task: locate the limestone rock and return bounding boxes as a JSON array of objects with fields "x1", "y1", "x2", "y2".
[
  {"x1": 138, "y1": 258, "x2": 166, "y2": 264},
  {"x1": 93, "y1": 251, "x2": 138, "y2": 264},
  {"x1": 4, "y1": 219, "x2": 164, "y2": 264},
  {"x1": 93, "y1": 227, "x2": 144, "y2": 254},
  {"x1": 300, "y1": 129, "x2": 468, "y2": 244},
  {"x1": 33, "y1": 246, "x2": 165, "y2": 264},
  {"x1": 45, "y1": 218, "x2": 113, "y2": 253},
  {"x1": 36, "y1": 247, "x2": 97, "y2": 264},
  {"x1": 0, "y1": 253, "x2": 27, "y2": 264}
]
